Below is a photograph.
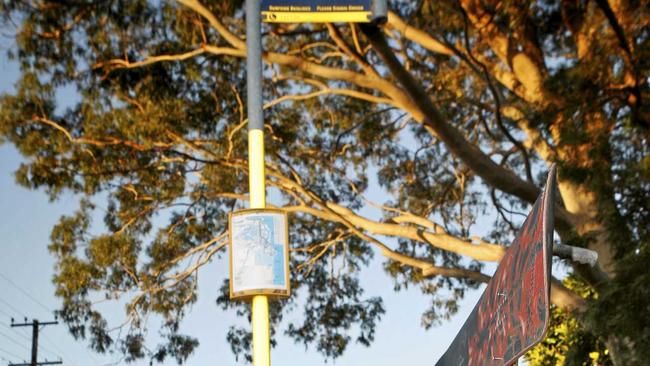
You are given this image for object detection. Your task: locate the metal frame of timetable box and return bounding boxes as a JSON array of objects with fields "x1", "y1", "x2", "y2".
[{"x1": 229, "y1": 208, "x2": 291, "y2": 300}]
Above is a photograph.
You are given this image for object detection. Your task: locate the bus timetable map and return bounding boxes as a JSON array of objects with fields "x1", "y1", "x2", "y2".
[{"x1": 229, "y1": 210, "x2": 289, "y2": 298}]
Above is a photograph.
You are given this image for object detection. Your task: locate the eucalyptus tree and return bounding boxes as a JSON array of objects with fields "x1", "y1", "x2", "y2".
[{"x1": 0, "y1": 0, "x2": 647, "y2": 364}]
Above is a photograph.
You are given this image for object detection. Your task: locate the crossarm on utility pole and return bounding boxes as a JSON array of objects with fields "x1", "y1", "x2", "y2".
[{"x1": 9, "y1": 319, "x2": 61, "y2": 366}]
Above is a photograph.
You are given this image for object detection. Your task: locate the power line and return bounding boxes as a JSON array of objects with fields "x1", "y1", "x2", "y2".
[
  {"x1": 0, "y1": 302, "x2": 59, "y2": 360},
  {"x1": 0, "y1": 298, "x2": 26, "y2": 318},
  {"x1": 9, "y1": 319, "x2": 61, "y2": 366},
  {"x1": 0, "y1": 355, "x2": 19, "y2": 366},
  {"x1": 0, "y1": 308, "x2": 14, "y2": 319},
  {"x1": 0, "y1": 276, "x2": 70, "y2": 363},
  {"x1": 0, "y1": 324, "x2": 31, "y2": 343},
  {"x1": 0, "y1": 347, "x2": 23, "y2": 362},
  {"x1": 0, "y1": 302, "x2": 35, "y2": 352},
  {"x1": 0, "y1": 274, "x2": 95, "y2": 366},
  {"x1": 0, "y1": 330, "x2": 31, "y2": 353},
  {"x1": 1, "y1": 322, "x2": 62, "y2": 364},
  {"x1": 1, "y1": 326, "x2": 59, "y2": 360},
  {"x1": 0, "y1": 304, "x2": 84, "y2": 366},
  {"x1": 27, "y1": 340, "x2": 59, "y2": 362},
  {"x1": 39, "y1": 334, "x2": 79, "y2": 366},
  {"x1": 0, "y1": 271, "x2": 52, "y2": 315},
  {"x1": 0, "y1": 317, "x2": 47, "y2": 359}
]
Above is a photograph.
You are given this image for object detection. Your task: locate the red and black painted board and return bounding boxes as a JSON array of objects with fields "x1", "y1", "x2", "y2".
[{"x1": 435, "y1": 166, "x2": 557, "y2": 366}]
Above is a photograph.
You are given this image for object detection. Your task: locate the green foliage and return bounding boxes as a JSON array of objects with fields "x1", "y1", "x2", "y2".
[
  {"x1": 0, "y1": 0, "x2": 648, "y2": 364},
  {"x1": 525, "y1": 276, "x2": 612, "y2": 366},
  {"x1": 586, "y1": 246, "x2": 650, "y2": 364}
]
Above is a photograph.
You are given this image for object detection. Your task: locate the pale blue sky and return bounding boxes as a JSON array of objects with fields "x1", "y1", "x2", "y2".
[{"x1": 0, "y1": 33, "x2": 536, "y2": 366}]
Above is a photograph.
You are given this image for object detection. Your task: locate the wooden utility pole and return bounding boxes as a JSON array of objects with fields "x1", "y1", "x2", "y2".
[{"x1": 10, "y1": 318, "x2": 62, "y2": 366}]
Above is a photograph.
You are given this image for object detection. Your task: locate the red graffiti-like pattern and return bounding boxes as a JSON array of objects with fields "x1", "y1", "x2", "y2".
[{"x1": 435, "y1": 175, "x2": 554, "y2": 366}]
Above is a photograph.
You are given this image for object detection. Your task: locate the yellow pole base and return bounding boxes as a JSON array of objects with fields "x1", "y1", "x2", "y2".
[{"x1": 252, "y1": 295, "x2": 270, "y2": 366}]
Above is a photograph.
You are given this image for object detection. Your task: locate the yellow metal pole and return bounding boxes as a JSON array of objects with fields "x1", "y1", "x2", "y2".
[
  {"x1": 248, "y1": 130, "x2": 266, "y2": 208},
  {"x1": 248, "y1": 129, "x2": 270, "y2": 366},
  {"x1": 252, "y1": 294, "x2": 270, "y2": 365},
  {"x1": 246, "y1": 0, "x2": 270, "y2": 364}
]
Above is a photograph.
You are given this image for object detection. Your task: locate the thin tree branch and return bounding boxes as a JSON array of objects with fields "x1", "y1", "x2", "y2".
[
  {"x1": 386, "y1": 11, "x2": 454, "y2": 56},
  {"x1": 176, "y1": 0, "x2": 245, "y2": 49},
  {"x1": 325, "y1": 23, "x2": 378, "y2": 77},
  {"x1": 360, "y1": 24, "x2": 541, "y2": 205}
]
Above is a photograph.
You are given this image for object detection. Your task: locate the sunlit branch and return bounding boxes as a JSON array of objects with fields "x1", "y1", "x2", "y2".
[
  {"x1": 33, "y1": 116, "x2": 173, "y2": 151},
  {"x1": 176, "y1": 0, "x2": 245, "y2": 49},
  {"x1": 385, "y1": 11, "x2": 454, "y2": 56}
]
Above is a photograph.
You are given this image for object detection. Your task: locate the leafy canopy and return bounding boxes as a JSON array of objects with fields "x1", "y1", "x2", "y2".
[{"x1": 0, "y1": 0, "x2": 648, "y2": 364}]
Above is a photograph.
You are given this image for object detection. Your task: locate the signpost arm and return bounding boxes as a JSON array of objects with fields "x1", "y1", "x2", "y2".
[
  {"x1": 246, "y1": 0, "x2": 270, "y2": 365},
  {"x1": 553, "y1": 243, "x2": 598, "y2": 266}
]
